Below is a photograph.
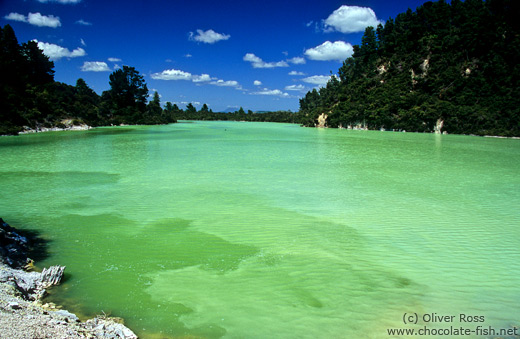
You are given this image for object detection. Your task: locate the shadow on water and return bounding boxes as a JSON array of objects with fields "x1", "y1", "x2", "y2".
[
  {"x1": 0, "y1": 219, "x2": 52, "y2": 265},
  {"x1": 12, "y1": 227, "x2": 52, "y2": 262}
]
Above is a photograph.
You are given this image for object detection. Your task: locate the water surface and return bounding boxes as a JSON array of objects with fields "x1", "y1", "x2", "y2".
[{"x1": 1, "y1": 121, "x2": 518, "y2": 338}]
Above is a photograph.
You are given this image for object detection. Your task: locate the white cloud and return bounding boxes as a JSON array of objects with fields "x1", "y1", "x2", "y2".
[
  {"x1": 305, "y1": 41, "x2": 353, "y2": 61},
  {"x1": 285, "y1": 84, "x2": 306, "y2": 91},
  {"x1": 324, "y1": 5, "x2": 382, "y2": 33},
  {"x1": 185, "y1": 54, "x2": 192, "y2": 58},
  {"x1": 287, "y1": 57, "x2": 306, "y2": 65},
  {"x1": 210, "y1": 79, "x2": 240, "y2": 87},
  {"x1": 252, "y1": 88, "x2": 290, "y2": 97},
  {"x1": 189, "y1": 29, "x2": 230, "y2": 44},
  {"x1": 38, "y1": 0, "x2": 82, "y2": 3},
  {"x1": 28, "y1": 12, "x2": 61, "y2": 27},
  {"x1": 33, "y1": 40, "x2": 86, "y2": 60},
  {"x1": 243, "y1": 53, "x2": 289, "y2": 68},
  {"x1": 302, "y1": 75, "x2": 335, "y2": 86},
  {"x1": 108, "y1": 57, "x2": 122, "y2": 62},
  {"x1": 5, "y1": 13, "x2": 26, "y2": 22},
  {"x1": 193, "y1": 74, "x2": 212, "y2": 83},
  {"x1": 176, "y1": 101, "x2": 201, "y2": 107},
  {"x1": 81, "y1": 61, "x2": 110, "y2": 72},
  {"x1": 254, "y1": 80, "x2": 262, "y2": 86},
  {"x1": 289, "y1": 71, "x2": 305, "y2": 76},
  {"x1": 5, "y1": 12, "x2": 61, "y2": 28},
  {"x1": 76, "y1": 19, "x2": 92, "y2": 26},
  {"x1": 151, "y1": 68, "x2": 240, "y2": 89},
  {"x1": 151, "y1": 69, "x2": 192, "y2": 81},
  {"x1": 80, "y1": 39, "x2": 86, "y2": 46}
]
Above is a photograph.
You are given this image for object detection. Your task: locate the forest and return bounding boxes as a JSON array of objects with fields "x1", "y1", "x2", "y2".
[{"x1": 299, "y1": 0, "x2": 520, "y2": 136}]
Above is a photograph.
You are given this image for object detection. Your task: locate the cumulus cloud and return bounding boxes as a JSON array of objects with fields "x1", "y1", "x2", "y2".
[
  {"x1": 254, "y1": 80, "x2": 262, "y2": 86},
  {"x1": 289, "y1": 71, "x2": 305, "y2": 76},
  {"x1": 210, "y1": 79, "x2": 241, "y2": 88},
  {"x1": 5, "y1": 12, "x2": 61, "y2": 28},
  {"x1": 38, "y1": 0, "x2": 82, "y2": 3},
  {"x1": 4, "y1": 13, "x2": 26, "y2": 22},
  {"x1": 33, "y1": 40, "x2": 86, "y2": 60},
  {"x1": 193, "y1": 74, "x2": 212, "y2": 83},
  {"x1": 287, "y1": 57, "x2": 306, "y2": 65},
  {"x1": 324, "y1": 5, "x2": 382, "y2": 33},
  {"x1": 302, "y1": 75, "x2": 335, "y2": 86},
  {"x1": 189, "y1": 29, "x2": 230, "y2": 44},
  {"x1": 76, "y1": 19, "x2": 92, "y2": 26},
  {"x1": 108, "y1": 57, "x2": 122, "y2": 62},
  {"x1": 151, "y1": 68, "x2": 241, "y2": 89},
  {"x1": 151, "y1": 69, "x2": 192, "y2": 81},
  {"x1": 304, "y1": 41, "x2": 353, "y2": 61},
  {"x1": 252, "y1": 88, "x2": 290, "y2": 97},
  {"x1": 81, "y1": 61, "x2": 110, "y2": 72},
  {"x1": 176, "y1": 101, "x2": 201, "y2": 107},
  {"x1": 243, "y1": 53, "x2": 289, "y2": 68},
  {"x1": 285, "y1": 84, "x2": 306, "y2": 91}
]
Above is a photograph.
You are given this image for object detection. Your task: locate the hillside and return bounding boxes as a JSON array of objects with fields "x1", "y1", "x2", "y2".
[{"x1": 299, "y1": 0, "x2": 520, "y2": 136}]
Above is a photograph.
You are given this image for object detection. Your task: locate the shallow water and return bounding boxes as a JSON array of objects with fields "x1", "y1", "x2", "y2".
[{"x1": 1, "y1": 121, "x2": 519, "y2": 338}]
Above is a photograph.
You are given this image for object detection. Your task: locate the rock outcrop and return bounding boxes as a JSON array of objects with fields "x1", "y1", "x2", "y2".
[
  {"x1": 316, "y1": 113, "x2": 328, "y2": 128},
  {"x1": 0, "y1": 218, "x2": 138, "y2": 338}
]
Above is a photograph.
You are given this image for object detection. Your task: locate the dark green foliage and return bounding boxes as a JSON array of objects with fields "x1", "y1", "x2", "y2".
[
  {"x1": 300, "y1": 0, "x2": 520, "y2": 136},
  {"x1": 175, "y1": 105, "x2": 298, "y2": 123},
  {"x1": 0, "y1": 24, "x2": 56, "y2": 134},
  {"x1": 103, "y1": 66, "x2": 149, "y2": 125}
]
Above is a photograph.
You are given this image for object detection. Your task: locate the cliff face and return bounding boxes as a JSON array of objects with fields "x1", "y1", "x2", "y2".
[{"x1": 316, "y1": 113, "x2": 328, "y2": 128}]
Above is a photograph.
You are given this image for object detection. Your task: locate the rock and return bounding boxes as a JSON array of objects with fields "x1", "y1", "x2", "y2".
[
  {"x1": 9, "y1": 301, "x2": 21, "y2": 309},
  {"x1": 434, "y1": 118, "x2": 444, "y2": 134},
  {"x1": 0, "y1": 218, "x2": 31, "y2": 269},
  {"x1": 54, "y1": 309, "x2": 80, "y2": 322},
  {"x1": 40, "y1": 265, "x2": 66, "y2": 288},
  {"x1": 316, "y1": 113, "x2": 328, "y2": 128}
]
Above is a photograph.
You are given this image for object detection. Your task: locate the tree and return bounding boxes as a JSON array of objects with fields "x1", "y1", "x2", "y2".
[
  {"x1": 21, "y1": 40, "x2": 54, "y2": 85},
  {"x1": 200, "y1": 103, "x2": 209, "y2": 113},
  {"x1": 146, "y1": 91, "x2": 163, "y2": 123},
  {"x1": 186, "y1": 103, "x2": 197, "y2": 114},
  {"x1": 105, "y1": 66, "x2": 148, "y2": 123}
]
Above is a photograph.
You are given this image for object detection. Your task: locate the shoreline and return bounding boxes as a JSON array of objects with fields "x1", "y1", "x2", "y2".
[
  {"x1": 18, "y1": 124, "x2": 92, "y2": 135},
  {"x1": 3, "y1": 119, "x2": 520, "y2": 139},
  {"x1": 0, "y1": 218, "x2": 138, "y2": 339}
]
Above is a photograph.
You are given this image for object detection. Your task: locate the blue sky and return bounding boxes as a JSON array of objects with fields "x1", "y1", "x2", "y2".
[{"x1": 1, "y1": 0, "x2": 427, "y2": 112}]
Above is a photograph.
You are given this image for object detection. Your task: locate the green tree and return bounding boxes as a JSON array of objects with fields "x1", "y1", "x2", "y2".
[
  {"x1": 21, "y1": 40, "x2": 54, "y2": 85},
  {"x1": 200, "y1": 103, "x2": 209, "y2": 113},
  {"x1": 146, "y1": 91, "x2": 163, "y2": 123},
  {"x1": 186, "y1": 103, "x2": 197, "y2": 114},
  {"x1": 105, "y1": 66, "x2": 148, "y2": 123}
]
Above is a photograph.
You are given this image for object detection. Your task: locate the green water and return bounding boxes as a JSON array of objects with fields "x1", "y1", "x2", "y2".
[{"x1": 1, "y1": 121, "x2": 519, "y2": 338}]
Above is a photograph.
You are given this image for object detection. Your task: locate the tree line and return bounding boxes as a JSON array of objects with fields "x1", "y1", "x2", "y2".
[
  {"x1": 299, "y1": 0, "x2": 520, "y2": 136},
  {"x1": 173, "y1": 104, "x2": 298, "y2": 123}
]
